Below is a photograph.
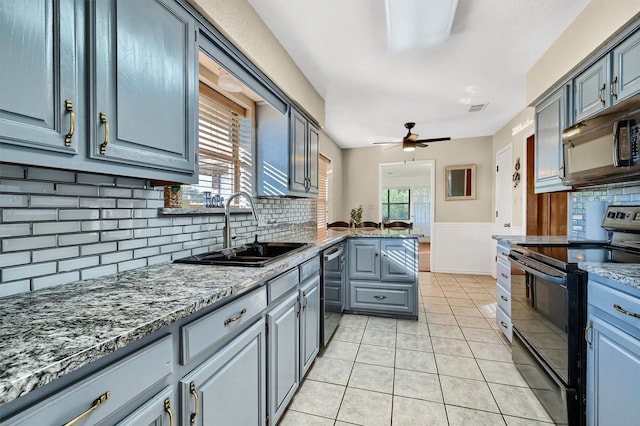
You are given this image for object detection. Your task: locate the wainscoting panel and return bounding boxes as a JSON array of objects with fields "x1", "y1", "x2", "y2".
[{"x1": 432, "y1": 222, "x2": 495, "y2": 275}]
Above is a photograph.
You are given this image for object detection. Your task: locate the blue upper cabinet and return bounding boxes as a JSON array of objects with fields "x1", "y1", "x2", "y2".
[
  {"x1": 534, "y1": 86, "x2": 572, "y2": 193},
  {"x1": 89, "y1": 0, "x2": 197, "y2": 178},
  {"x1": 574, "y1": 56, "x2": 610, "y2": 122},
  {"x1": 289, "y1": 109, "x2": 319, "y2": 196},
  {"x1": 611, "y1": 28, "x2": 640, "y2": 105},
  {"x1": 0, "y1": 0, "x2": 81, "y2": 157}
]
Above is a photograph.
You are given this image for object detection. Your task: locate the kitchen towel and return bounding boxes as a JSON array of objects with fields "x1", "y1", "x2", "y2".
[{"x1": 585, "y1": 200, "x2": 608, "y2": 241}]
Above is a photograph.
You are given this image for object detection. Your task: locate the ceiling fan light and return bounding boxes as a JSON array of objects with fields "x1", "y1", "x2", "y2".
[
  {"x1": 402, "y1": 140, "x2": 416, "y2": 152},
  {"x1": 218, "y1": 71, "x2": 243, "y2": 92},
  {"x1": 384, "y1": 0, "x2": 459, "y2": 52}
]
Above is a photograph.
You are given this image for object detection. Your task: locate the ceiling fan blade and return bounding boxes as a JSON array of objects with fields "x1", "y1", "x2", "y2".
[
  {"x1": 405, "y1": 133, "x2": 419, "y2": 142},
  {"x1": 372, "y1": 141, "x2": 400, "y2": 145},
  {"x1": 415, "y1": 137, "x2": 451, "y2": 143}
]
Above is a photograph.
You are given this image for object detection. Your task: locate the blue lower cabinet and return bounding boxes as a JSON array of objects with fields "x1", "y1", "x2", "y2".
[
  {"x1": 179, "y1": 319, "x2": 266, "y2": 426},
  {"x1": 300, "y1": 274, "x2": 320, "y2": 378},
  {"x1": 115, "y1": 386, "x2": 175, "y2": 426}
]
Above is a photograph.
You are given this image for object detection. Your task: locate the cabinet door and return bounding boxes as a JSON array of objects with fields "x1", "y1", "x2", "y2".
[
  {"x1": 267, "y1": 291, "x2": 300, "y2": 424},
  {"x1": 300, "y1": 275, "x2": 320, "y2": 378},
  {"x1": 574, "y1": 56, "x2": 609, "y2": 122},
  {"x1": 0, "y1": 0, "x2": 80, "y2": 156},
  {"x1": 116, "y1": 386, "x2": 175, "y2": 426},
  {"x1": 90, "y1": 0, "x2": 196, "y2": 175},
  {"x1": 587, "y1": 315, "x2": 640, "y2": 426},
  {"x1": 611, "y1": 29, "x2": 640, "y2": 104},
  {"x1": 290, "y1": 109, "x2": 307, "y2": 193},
  {"x1": 534, "y1": 87, "x2": 572, "y2": 193},
  {"x1": 306, "y1": 123, "x2": 320, "y2": 194},
  {"x1": 348, "y1": 239, "x2": 381, "y2": 280},
  {"x1": 180, "y1": 319, "x2": 266, "y2": 426},
  {"x1": 380, "y1": 239, "x2": 417, "y2": 283}
]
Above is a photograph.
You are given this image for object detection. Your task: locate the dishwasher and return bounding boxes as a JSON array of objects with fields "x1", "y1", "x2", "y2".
[{"x1": 321, "y1": 242, "x2": 345, "y2": 348}]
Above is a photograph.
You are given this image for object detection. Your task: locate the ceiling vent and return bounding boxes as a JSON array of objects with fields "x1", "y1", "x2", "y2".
[{"x1": 468, "y1": 103, "x2": 488, "y2": 112}]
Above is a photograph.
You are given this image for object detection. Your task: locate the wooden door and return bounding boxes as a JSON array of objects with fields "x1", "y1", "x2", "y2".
[{"x1": 527, "y1": 135, "x2": 568, "y2": 236}]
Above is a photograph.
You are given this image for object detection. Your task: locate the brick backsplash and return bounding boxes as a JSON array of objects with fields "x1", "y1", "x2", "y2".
[
  {"x1": 0, "y1": 164, "x2": 317, "y2": 297},
  {"x1": 569, "y1": 183, "x2": 640, "y2": 240}
]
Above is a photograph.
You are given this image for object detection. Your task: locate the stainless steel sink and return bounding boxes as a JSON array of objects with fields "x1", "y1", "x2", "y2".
[{"x1": 174, "y1": 242, "x2": 310, "y2": 267}]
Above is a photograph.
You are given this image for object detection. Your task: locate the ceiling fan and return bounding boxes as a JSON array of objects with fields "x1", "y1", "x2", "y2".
[{"x1": 374, "y1": 122, "x2": 451, "y2": 152}]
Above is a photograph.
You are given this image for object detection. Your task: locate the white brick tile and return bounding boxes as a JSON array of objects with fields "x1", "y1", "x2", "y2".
[
  {"x1": 101, "y1": 251, "x2": 133, "y2": 264},
  {"x1": 33, "y1": 221, "x2": 81, "y2": 235},
  {"x1": 0, "y1": 164, "x2": 25, "y2": 178},
  {"x1": 3, "y1": 209, "x2": 57, "y2": 222},
  {"x1": 118, "y1": 258, "x2": 147, "y2": 272},
  {"x1": 59, "y1": 256, "x2": 100, "y2": 271},
  {"x1": 76, "y1": 173, "x2": 115, "y2": 186},
  {"x1": 0, "y1": 223, "x2": 31, "y2": 238},
  {"x1": 182, "y1": 240, "x2": 203, "y2": 249},
  {"x1": 117, "y1": 199, "x2": 146, "y2": 208},
  {"x1": 100, "y1": 229, "x2": 133, "y2": 241},
  {"x1": 145, "y1": 199, "x2": 164, "y2": 208},
  {"x1": 133, "y1": 209, "x2": 158, "y2": 218},
  {"x1": 81, "y1": 242, "x2": 118, "y2": 256},
  {"x1": 2, "y1": 262, "x2": 56, "y2": 281},
  {"x1": 171, "y1": 234, "x2": 191, "y2": 243},
  {"x1": 133, "y1": 246, "x2": 160, "y2": 258},
  {"x1": 161, "y1": 226, "x2": 182, "y2": 236},
  {"x1": 172, "y1": 217, "x2": 192, "y2": 226},
  {"x1": 59, "y1": 209, "x2": 100, "y2": 220},
  {"x1": 58, "y1": 232, "x2": 99, "y2": 246},
  {"x1": 134, "y1": 228, "x2": 161, "y2": 238},
  {"x1": 100, "y1": 187, "x2": 132, "y2": 198},
  {"x1": 0, "y1": 194, "x2": 28, "y2": 207},
  {"x1": 172, "y1": 250, "x2": 192, "y2": 260},
  {"x1": 148, "y1": 236, "x2": 172, "y2": 246},
  {"x1": 79, "y1": 198, "x2": 116, "y2": 208},
  {"x1": 32, "y1": 246, "x2": 80, "y2": 262},
  {"x1": 100, "y1": 209, "x2": 132, "y2": 219},
  {"x1": 32, "y1": 271, "x2": 80, "y2": 291},
  {"x1": 0, "y1": 252, "x2": 31, "y2": 268},
  {"x1": 148, "y1": 218, "x2": 173, "y2": 227},
  {"x1": 0, "y1": 179, "x2": 55, "y2": 194},
  {"x1": 27, "y1": 167, "x2": 75, "y2": 182},
  {"x1": 147, "y1": 254, "x2": 171, "y2": 265},
  {"x1": 133, "y1": 188, "x2": 162, "y2": 199},
  {"x1": 118, "y1": 239, "x2": 148, "y2": 250},
  {"x1": 30, "y1": 195, "x2": 78, "y2": 208},
  {"x1": 118, "y1": 219, "x2": 147, "y2": 229},
  {"x1": 2, "y1": 235, "x2": 57, "y2": 252},
  {"x1": 160, "y1": 243, "x2": 182, "y2": 253},
  {"x1": 56, "y1": 184, "x2": 100, "y2": 197},
  {"x1": 81, "y1": 220, "x2": 118, "y2": 232},
  {"x1": 81, "y1": 264, "x2": 118, "y2": 280},
  {"x1": 115, "y1": 177, "x2": 148, "y2": 188},
  {"x1": 0, "y1": 280, "x2": 31, "y2": 297}
]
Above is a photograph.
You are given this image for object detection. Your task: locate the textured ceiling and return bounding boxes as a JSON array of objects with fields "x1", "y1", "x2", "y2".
[{"x1": 248, "y1": 0, "x2": 591, "y2": 149}]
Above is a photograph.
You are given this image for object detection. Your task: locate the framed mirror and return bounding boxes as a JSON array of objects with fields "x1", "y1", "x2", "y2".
[{"x1": 445, "y1": 164, "x2": 476, "y2": 200}]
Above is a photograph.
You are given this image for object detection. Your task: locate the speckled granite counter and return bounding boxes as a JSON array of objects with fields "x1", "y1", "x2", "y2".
[
  {"x1": 578, "y1": 263, "x2": 640, "y2": 291},
  {"x1": 492, "y1": 235, "x2": 571, "y2": 245},
  {"x1": 0, "y1": 230, "x2": 420, "y2": 406}
]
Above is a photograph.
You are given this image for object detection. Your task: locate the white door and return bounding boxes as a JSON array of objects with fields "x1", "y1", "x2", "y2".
[{"x1": 496, "y1": 146, "x2": 513, "y2": 233}]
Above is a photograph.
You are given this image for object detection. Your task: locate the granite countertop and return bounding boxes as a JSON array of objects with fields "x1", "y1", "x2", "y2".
[
  {"x1": 0, "y1": 231, "x2": 420, "y2": 406},
  {"x1": 578, "y1": 263, "x2": 640, "y2": 291},
  {"x1": 492, "y1": 235, "x2": 571, "y2": 245}
]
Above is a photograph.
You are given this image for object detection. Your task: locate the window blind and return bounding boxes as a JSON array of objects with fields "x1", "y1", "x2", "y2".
[
  {"x1": 195, "y1": 82, "x2": 252, "y2": 206},
  {"x1": 317, "y1": 154, "x2": 330, "y2": 228}
]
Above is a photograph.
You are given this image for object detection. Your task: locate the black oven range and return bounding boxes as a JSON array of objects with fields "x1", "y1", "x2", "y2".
[{"x1": 508, "y1": 205, "x2": 640, "y2": 426}]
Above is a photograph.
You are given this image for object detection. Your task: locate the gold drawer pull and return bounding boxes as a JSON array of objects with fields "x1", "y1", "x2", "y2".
[
  {"x1": 599, "y1": 83, "x2": 606, "y2": 105},
  {"x1": 99, "y1": 112, "x2": 110, "y2": 154},
  {"x1": 164, "y1": 398, "x2": 175, "y2": 426},
  {"x1": 64, "y1": 100, "x2": 75, "y2": 147},
  {"x1": 63, "y1": 391, "x2": 110, "y2": 426},
  {"x1": 373, "y1": 295, "x2": 387, "y2": 300},
  {"x1": 190, "y1": 381, "x2": 199, "y2": 425},
  {"x1": 224, "y1": 308, "x2": 247, "y2": 326},
  {"x1": 613, "y1": 304, "x2": 640, "y2": 319},
  {"x1": 611, "y1": 76, "x2": 618, "y2": 100}
]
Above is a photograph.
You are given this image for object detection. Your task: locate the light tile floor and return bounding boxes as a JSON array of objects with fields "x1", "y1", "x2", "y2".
[{"x1": 280, "y1": 272, "x2": 555, "y2": 426}]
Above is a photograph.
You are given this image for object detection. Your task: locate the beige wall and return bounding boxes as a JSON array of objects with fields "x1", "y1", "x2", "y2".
[
  {"x1": 342, "y1": 137, "x2": 494, "y2": 224},
  {"x1": 527, "y1": 1, "x2": 640, "y2": 104},
  {"x1": 491, "y1": 108, "x2": 535, "y2": 229},
  {"x1": 319, "y1": 130, "x2": 344, "y2": 222}
]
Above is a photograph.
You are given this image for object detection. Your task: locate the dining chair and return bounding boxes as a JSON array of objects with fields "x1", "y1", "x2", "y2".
[
  {"x1": 356, "y1": 221, "x2": 381, "y2": 228},
  {"x1": 385, "y1": 221, "x2": 413, "y2": 229},
  {"x1": 327, "y1": 221, "x2": 351, "y2": 228}
]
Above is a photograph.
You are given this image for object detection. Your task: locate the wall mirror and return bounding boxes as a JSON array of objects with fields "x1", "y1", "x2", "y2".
[{"x1": 445, "y1": 164, "x2": 476, "y2": 200}]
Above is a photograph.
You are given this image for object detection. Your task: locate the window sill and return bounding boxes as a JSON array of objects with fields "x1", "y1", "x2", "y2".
[{"x1": 158, "y1": 207, "x2": 254, "y2": 216}]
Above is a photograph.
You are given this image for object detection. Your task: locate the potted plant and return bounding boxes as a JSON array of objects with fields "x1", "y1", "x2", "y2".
[{"x1": 350, "y1": 205, "x2": 363, "y2": 227}]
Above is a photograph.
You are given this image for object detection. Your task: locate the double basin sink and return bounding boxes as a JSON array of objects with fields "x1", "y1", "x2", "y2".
[{"x1": 174, "y1": 242, "x2": 310, "y2": 267}]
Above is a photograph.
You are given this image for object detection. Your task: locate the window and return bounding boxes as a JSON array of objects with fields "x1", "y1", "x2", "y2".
[
  {"x1": 317, "y1": 155, "x2": 330, "y2": 238},
  {"x1": 381, "y1": 188, "x2": 410, "y2": 221},
  {"x1": 182, "y1": 81, "x2": 253, "y2": 207}
]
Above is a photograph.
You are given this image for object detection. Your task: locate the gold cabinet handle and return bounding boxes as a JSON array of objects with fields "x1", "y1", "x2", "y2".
[
  {"x1": 585, "y1": 320, "x2": 593, "y2": 349},
  {"x1": 99, "y1": 112, "x2": 110, "y2": 154},
  {"x1": 189, "y1": 381, "x2": 199, "y2": 425},
  {"x1": 598, "y1": 83, "x2": 606, "y2": 106},
  {"x1": 63, "y1": 391, "x2": 110, "y2": 426},
  {"x1": 224, "y1": 308, "x2": 247, "y2": 326},
  {"x1": 611, "y1": 76, "x2": 618, "y2": 100},
  {"x1": 164, "y1": 398, "x2": 175, "y2": 426},
  {"x1": 64, "y1": 100, "x2": 75, "y2": 147},
  {"x1": 614, "y1": 303, "x2": 640, "y2": 319}
]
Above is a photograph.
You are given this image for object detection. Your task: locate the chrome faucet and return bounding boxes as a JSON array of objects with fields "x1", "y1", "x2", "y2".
[{"x1": 224, "y1": 191, "x2": 259, "y2": 248}]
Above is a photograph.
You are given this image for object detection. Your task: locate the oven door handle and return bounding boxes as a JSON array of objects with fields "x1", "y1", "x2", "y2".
[
  {"x1": 509, "y1": 255, "x2": 567, "y2": 286},
  {"x1": 324, "y1": 246, "x2": 344, "y2": 262}
]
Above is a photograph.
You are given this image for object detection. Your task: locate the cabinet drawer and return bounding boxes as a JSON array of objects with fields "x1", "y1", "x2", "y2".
[
  {"x1": 496, "y1": 307, "x2": 512, "y2": 342},
  {"x1": 181, "y1": 287, "x2": 267, "y2": 364},
  {"x1": 5, "y1": 335, "x2": 173, "y2": 426},
  {"x1": 268, "y1": 268, "x2": 299, "y2": 303},
  {"x1": 589, "y1": 280, "x2": 640, "y2": 336},
  {"x1": 496, "y1": 259, "x2": 511, "y2": 289},
  {"x1": 496, "y1": 282, "x2": 511, "y2": 314},
  {"x1": 349, "y1": 282, "x2": 413, "y2": 314},
  {"x1": 496, "y1": 240, "x2": 510, "y2": 262},
  {"x1": 300, "y1": 256, "x2": 320, "y2": 282}
]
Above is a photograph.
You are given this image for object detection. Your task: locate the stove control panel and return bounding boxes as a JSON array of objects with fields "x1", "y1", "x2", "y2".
[{"x1": 602, "y1": 205, "x2": 640, "y2": 231}]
